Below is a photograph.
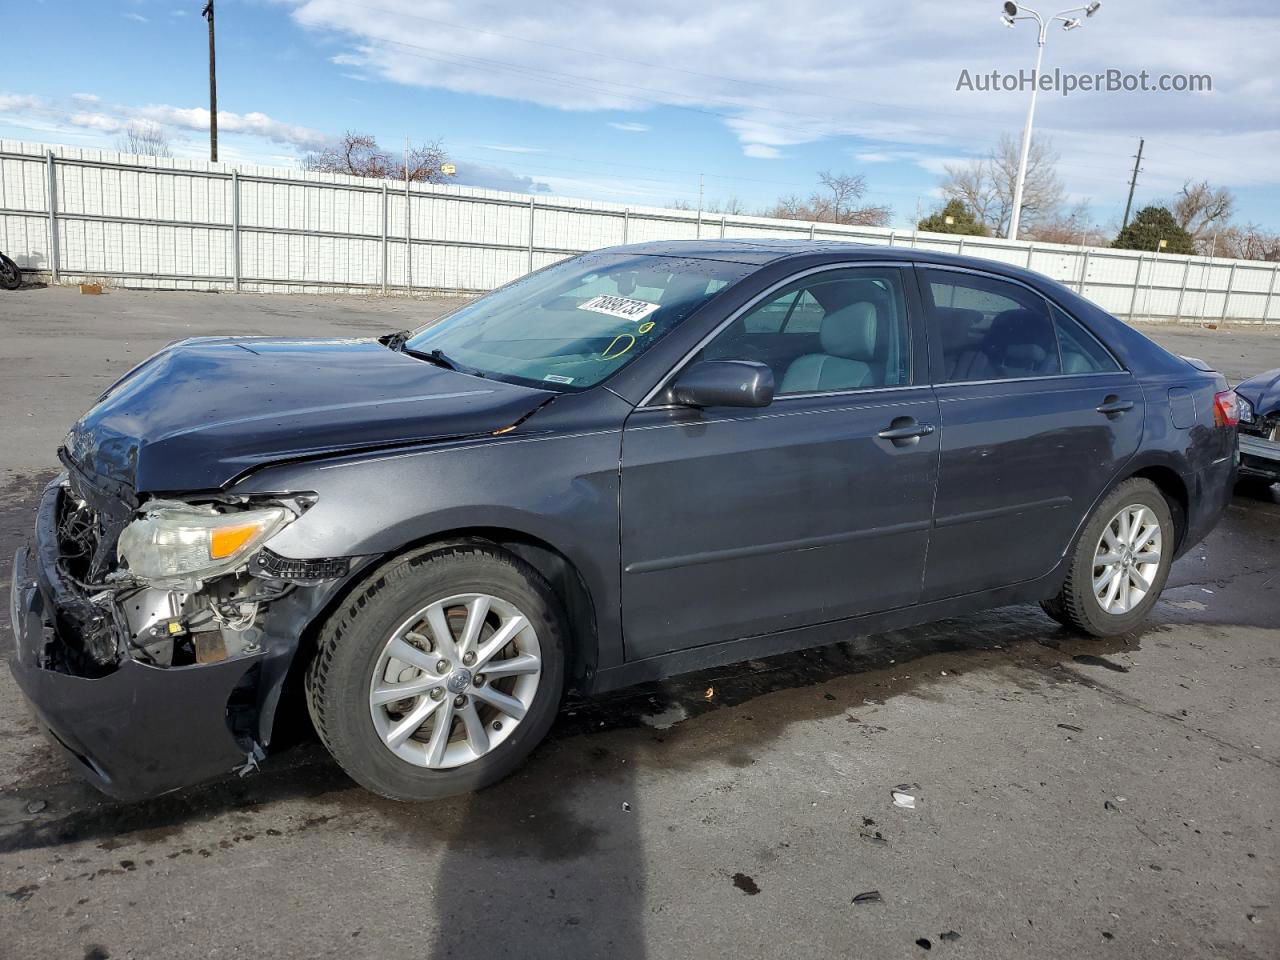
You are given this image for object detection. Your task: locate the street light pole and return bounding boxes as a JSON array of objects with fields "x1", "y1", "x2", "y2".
[
  {"x1": 1000, "y1": 1, "x2": 1101, "y2": 241},
  {"x1": 202, "y1": 0, "x2": 218, "y2": 162},
  {"x1": 1007, "y1": 22, "x2": 1046, "y2": 242}
]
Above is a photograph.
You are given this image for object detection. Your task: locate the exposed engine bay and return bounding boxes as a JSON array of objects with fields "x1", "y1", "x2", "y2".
[{"x1": 46, "y1": 454, "x2": 346, "y2": 678}]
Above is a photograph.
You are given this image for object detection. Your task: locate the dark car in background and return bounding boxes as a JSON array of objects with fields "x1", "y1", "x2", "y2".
[
  {"x1": 1235, "y1": 368, "x2": 1280, "y2": 485},
  {"x1": 9, "y1": 240, "x2": 1239, "y2": 803}
]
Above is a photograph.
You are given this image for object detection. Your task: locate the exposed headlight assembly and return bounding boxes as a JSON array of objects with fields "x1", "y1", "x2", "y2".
[
  {"x1": 1235, "y1": 391, "x2": 1254, "y2": 424},
  {"x1": 117, "y1": 500, "x2": 292, "y2": 587}
]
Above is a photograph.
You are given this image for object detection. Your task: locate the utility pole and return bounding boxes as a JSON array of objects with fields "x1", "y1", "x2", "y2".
[
  {"x1": 202, "y1": 1, "x2": 218, "y2": 162},
  {"x1": 1121, "y1": 137, "x2": 1144, "y2": 230}
]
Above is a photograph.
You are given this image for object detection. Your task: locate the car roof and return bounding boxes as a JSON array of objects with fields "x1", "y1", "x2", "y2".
[{"x1": 613, "y1": 238, "x2": 1049, "y2": 282}]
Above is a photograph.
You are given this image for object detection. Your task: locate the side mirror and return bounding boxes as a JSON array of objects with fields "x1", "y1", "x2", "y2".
[{"x1": 669, "y1": 360, "x2": 775, "y2": 409}]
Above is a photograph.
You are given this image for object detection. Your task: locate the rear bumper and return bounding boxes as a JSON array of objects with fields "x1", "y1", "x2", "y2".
[{"x1": 7, "y1": 481, "x2": 261, "y2": 801}]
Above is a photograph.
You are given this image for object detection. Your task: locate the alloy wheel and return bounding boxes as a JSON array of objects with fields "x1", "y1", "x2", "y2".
[
  {"x1": 1092, "y1": 504, "x2": 1163, "y2": 615},
  {"x1": 368, "y1": 593, "x2": 542, "y2": 768}
]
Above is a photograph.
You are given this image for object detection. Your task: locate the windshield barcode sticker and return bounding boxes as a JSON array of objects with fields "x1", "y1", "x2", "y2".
[
  {"x1": 577, "y1": 295, "x2": 660, "y2": 322},
  {"x1": 543, "y1": 374, "x2": 575, "y2": 384}
]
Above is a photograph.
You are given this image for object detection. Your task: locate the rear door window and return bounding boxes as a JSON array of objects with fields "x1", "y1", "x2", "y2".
[
  {"x1": 1052, "y1": 305, "x2": 1121, "y2": 374},
  {"x1": 923, "y1": 270, "x2": 1061, "y2": 382}
]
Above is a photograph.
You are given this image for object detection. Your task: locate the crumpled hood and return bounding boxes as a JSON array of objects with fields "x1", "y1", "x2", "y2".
[
  {"x1": 1235, "y1": 368, "x2": 1280, "y2": 416},
  {"x1": 64, "y1": 336, "x2": 552, "y2": 492}
]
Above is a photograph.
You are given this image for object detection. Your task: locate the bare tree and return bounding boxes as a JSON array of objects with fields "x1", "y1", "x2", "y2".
[
  {"x1": 116, "y1": 122, "x2": 172, "y2": 158},
  {"x1": 302, "y1": 131, "x2": 452, "y2": 183},
  {"x1": 764, "y1": 171, "x2": 891, "y2": 226},
  {"x1": 1216, "y1": 223, "x2": 1280, "y2": 262},
  {"x1": 942, "y1": 134, "x2": 1065, "y2": 238},
  {"x1": 1024, "y1": 200, "x2": 1107, "y2": 246},
  {"x1": 704, "y1": 196, "x2": 745, "y2": 216},
  {"x1": 1171, "y1": 180, "x2": 1235, "y2": 250}
]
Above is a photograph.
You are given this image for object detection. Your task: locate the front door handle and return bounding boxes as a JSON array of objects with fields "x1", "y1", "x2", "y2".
[
  {"x1": 878, "y1": 419, "x2": 935, "y2": 443},
  {"x1": 1096, "y1": 397, "x2": 1135, "y2": 416}
]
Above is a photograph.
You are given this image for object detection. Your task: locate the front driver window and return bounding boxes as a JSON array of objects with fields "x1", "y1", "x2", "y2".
[{"x1": 701, "y1": 268, "x2": 911, "y2": 395}]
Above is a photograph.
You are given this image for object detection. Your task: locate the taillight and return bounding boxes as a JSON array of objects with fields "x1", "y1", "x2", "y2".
[{"x1": 1213, "y1": 390, "x2": 1240, "y2": 427}]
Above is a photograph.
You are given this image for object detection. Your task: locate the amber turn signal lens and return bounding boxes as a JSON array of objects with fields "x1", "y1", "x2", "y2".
[{"x1": 209, "y1": 522, "x2": 264, "y2": 560}]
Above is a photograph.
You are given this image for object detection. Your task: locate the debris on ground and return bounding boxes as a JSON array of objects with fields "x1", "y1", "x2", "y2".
[
  {"x1": 24, "y1": 799, "x2": 47, "y2": 815},
  {"x1": 731, "y1": 873, "x2": 760, "y2": 895},
  {"x1": 1057, "y1": 723, "x2": 1084, "y2": 733},
  {"x1": 621, "y1": 802, "x2": 632, "y2": 813},
  {"x1": 859, "y1": 830, "x2": 888, "y2": 846},
  {"x1": 851, "y1": 890, "x2": 883, "y2": 905},
  {"x1": 703, "y1": 687, "x2": 714, "y2": 700},
  {"x1": 915, "y1": 937, "x2": 932, "y2": 950},
  {"x1": 1104, "y1": 798, "x2": 1124, "y2": 812},
  {"x1": 939, "y1": 931, "x2": 961, "y2": 942},
  {"x1": 892, "y1": 784, "x2": 920, "y2": 809}
]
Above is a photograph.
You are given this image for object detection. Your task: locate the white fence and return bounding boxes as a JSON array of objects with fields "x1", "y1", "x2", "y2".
[{"x1": 2, "y1": 139, "x2": 1278, "y2": 323}]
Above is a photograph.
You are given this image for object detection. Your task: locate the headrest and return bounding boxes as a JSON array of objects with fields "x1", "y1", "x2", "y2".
[
  {"x1": 988, "y1": 309, "x2": 1053, "y2": 349},
  {"x1": 935, "y1": 307, "x2": 984, "y2": 352},
  {"x1": 819, "y1": 301, "x2": 878, "y2": 361}
]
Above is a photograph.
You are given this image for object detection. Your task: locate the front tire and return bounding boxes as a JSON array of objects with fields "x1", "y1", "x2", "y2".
[
  {"x1": 1041, "y1": 478, "x2": 1175, "y2": 636},
  {"x1": 0, "y1": 254, "x2": 20, "y2": 290},
  {"x1": 306, "y1": 543, "x2": 567, "y2": 801}
]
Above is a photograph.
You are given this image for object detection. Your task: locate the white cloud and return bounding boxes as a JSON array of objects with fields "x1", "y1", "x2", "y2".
[
  {"x1": 0, "y1": 94, "x2": 47, "y2": 113},
  {"x1": 134, "y1": 105, "x2": 328, "y2": 149},
  {"x1": 450, "y1": 160, "x2": 550, "y2": 194},
  {"x1": 123, "y1": 12, "x2": 148, "y2": 22},
  {"x1": 743, "y1": 144, "x2": 782, "y2": 159},
  {"x1": 1, "y1": 91, "x2": 331, "y2": 156},
  {"x1": 68, "y1": 112, "x2": 125, "y2": 133},
  {"x1": 279, "y1": 0, "x2": 1280, "y2": 208},
  {"x1": 608, "y1": 121, "x2": 650, "y2": 132},
  {"x1": 480, "y1": 144, "x2": 544, "y2": 154}
]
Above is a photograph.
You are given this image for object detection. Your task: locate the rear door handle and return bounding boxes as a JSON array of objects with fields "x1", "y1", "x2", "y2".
[
  {"x1": 1096, "y1": 397, "x2": 1135, "y2": 416},
  {"x1": 878, "y1": 421, "x2": 935, "y2": 442}
]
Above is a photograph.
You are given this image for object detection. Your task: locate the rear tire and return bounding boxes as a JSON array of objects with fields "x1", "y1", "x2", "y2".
[
  {"x1": 306, "y1": 543, "x2": 567, "y2": 801},
  {"x1": 1041, "y1": 478, "x2": 1175, "y2": 637}
]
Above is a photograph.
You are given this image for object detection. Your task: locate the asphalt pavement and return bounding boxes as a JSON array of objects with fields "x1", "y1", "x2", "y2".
[{"x1": 0, "y1": 285, "x2": 1276, "y2": 960}]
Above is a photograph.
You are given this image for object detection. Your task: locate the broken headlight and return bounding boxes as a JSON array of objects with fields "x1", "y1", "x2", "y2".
[
  {"x1": 1235, "y1": 392, "x2": 1254, "y2": 424},
  {"x1": 117, "y1": 500, "x2": 292, "y2": 586}
]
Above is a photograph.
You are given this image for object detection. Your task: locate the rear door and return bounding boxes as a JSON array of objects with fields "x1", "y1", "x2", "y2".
[
  {"x1": 919, "y1": 267, "x2": 1145, "y2": 601},
  {"x1": 619, "y1": 264, "x2": 938, "y2": 659}
]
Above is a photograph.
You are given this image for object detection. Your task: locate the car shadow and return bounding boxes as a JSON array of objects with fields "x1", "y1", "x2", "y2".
[{"x1": 1, "y1": 604, "x2": 1144, "y2": 860}]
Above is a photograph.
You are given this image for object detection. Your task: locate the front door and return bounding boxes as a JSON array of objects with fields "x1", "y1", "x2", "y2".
[
  {"x1": 619, "y1": 265, "x2": 939, "y2": 660},
  {"x1": 919, "y1": 267, "x2": 1146, "y2": 601}
]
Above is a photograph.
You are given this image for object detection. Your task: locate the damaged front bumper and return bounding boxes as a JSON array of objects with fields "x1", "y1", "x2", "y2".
[
  {"x1": 1238, "y1": 432, "x2": 1280, "y2": 482},
  {"x1": 8, "y1": 478, "x2": 364, "y2": 801}
]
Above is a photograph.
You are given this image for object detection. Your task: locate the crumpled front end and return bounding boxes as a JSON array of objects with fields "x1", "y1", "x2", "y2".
[
  {"x1": 1237, "y1": 392, "x2": 1280, "y2": 484},
  {"x1": 9, "y1": 473, "x2": 362, "y2": 801}
]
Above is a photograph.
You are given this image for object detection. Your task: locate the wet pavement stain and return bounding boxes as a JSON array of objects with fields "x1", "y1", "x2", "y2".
[
  {"x1": 0, "y1": 606, "x2": 1152, "y2": 857},
  {"x1": 1072, "y1": 654, "x2": 1131, "y2": 673},
  {"x1": 731, "y1": 872, "x2": 760, "y2": 895}
]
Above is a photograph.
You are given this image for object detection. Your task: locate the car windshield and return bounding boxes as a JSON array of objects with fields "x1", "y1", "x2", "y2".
[{"x1": 404, "y1": 252, "x2": 750, "y2": 390}]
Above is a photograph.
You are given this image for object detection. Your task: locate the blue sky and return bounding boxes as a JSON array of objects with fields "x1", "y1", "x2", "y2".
[{"x1": 3, "y1": 0, "x2": 1278, "y2": 233}]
